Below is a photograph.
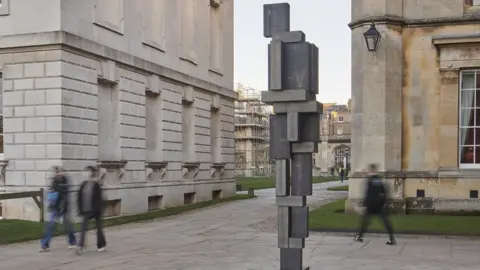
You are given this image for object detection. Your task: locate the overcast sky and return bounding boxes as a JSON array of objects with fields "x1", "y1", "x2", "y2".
[{"x1": 234, "y1": 0, "x2": 351, "y2": 104}]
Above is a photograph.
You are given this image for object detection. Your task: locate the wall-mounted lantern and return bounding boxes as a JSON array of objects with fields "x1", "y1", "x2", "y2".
[{"x1": 363, "y1": 23, "x2": 381, "y2": 52}]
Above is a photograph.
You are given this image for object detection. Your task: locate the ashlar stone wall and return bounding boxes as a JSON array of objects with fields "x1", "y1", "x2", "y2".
[
  {"x1": 0, "y1": 48, "x2": 235, "y2": 221},
  {"x1": 0, "y1": 0, "x2": 235, "y2": 221},
  {"x1": 348, "y1": 0, "x2": 480, "y2": 214}
]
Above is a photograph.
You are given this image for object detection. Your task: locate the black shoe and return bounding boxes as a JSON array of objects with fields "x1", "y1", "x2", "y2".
[
  {"x1": 354, "y1": 235, "x2": 363, "y2": 242},
  {"x1": 386, "y1": 239, "x2": 397, "y2": 245}
]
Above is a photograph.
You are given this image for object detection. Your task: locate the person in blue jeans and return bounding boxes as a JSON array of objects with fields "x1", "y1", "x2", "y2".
[{"x1": 39, "y1": 166, "x2": 77, "y2": 252}]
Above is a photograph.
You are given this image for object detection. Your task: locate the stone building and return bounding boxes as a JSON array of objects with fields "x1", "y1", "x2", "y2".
[
  {"x1": 313, "y1": 102, "x2": 351, "y2": 176},
  {"x1": 348, "y1": 0, "x2": 480, "y2": 214},
  {"x1": 0, "y1": 0, "x2": 235, "y2": 220}
]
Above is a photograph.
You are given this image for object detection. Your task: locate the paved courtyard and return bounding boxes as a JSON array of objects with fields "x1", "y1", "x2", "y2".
[{"x1": 1, "y1": 181, "x2": 480, "y2": 270}]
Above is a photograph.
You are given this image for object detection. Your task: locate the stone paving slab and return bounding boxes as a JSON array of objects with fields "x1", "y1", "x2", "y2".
[{"x1": 0, "y1": 181, "x2": 479, "y2": 270}]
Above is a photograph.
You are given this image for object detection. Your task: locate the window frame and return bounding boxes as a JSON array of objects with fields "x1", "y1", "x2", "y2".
[
  {"x1": 458, "y1": 70, "x2": 480, "y2": 169},
  {"x1": 333, "y1": 146, "x2": 350, "y2": 166},
  {"x1": 466, "y1": 0, "x2": 480, "y2": 6}
]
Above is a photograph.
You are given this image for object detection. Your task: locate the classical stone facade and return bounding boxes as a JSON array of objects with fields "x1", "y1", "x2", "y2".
[
  {"x1": 0, "y1": 0, "x2": 235, "y2": 220},
  {"x1": 313, "y1": 102, "x2": 351, "y2": 176},
  {"x1": 348, "y1": 0, "x2": 480, "y2": 214}
]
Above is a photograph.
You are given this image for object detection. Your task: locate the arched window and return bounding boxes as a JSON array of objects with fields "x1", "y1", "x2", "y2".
[{"x1": 333, "y1": 146, "x2": 350, "y2": 166}]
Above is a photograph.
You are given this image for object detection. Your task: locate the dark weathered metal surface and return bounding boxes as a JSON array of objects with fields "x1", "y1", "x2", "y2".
[{"x1": 263, "y1": 3, "x2": 320, "y2": 269}]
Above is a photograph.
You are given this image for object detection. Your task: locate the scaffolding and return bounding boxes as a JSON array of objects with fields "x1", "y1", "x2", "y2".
[{"x1": 235, "y1": 84, "x2": 274, "y2": 177}]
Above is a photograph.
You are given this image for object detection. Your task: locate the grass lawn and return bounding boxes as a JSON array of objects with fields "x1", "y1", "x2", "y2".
[
  {"x1": 309, "y1": 199, "x2": 480, "y2": 236},
  {"x1": 0, "y1": 194, "x2": 254, "y2": 245},
  {"x1": 236, "y1": 176, "x2": 339, "y2": 190},
  {"x1": 327, "y1": 185, "x2": 348, "y2": 191}
]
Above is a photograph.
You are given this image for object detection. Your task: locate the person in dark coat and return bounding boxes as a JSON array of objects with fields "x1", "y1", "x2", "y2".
[
  {"x1": 339, "y1": 168, "x2": 345, "y2": 183},
  {"x1": 39, "y1": 166, "x2": 77, "y2": 252},
  {"x1": 354, "y1": 163, "x2": 396, "y2": 245},
  {"x1": 76, "y1": 165, "x2": 106, "y2": 254}
]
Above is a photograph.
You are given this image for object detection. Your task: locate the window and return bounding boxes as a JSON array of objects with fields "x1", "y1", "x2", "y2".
[
  {"x1": 459, "y1": 71, "x2": 480, "y2": 168},
  {"x1": 209, "y1": 0, "x2": 224, "y2": 73},
  {"x1": 336, "y1": 128, "x2": 343, "y2": 135},
  {"x1": 210, "y1": 108, "x2": 221, "y2": 163},
  {"x1": 333, "y1": 146, "x2": 350, "y2": 166},
  {"x1": 182, "y1": 101, "x2": 195, "y2": 162},
  {"x1": 338, "y1": 116, "x2": 344, "y2": 122},
  {"x1": 97, "y1": 82, "x2": 120, "y2": 161}
]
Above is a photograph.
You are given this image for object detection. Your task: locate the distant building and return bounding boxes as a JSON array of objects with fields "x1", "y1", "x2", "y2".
[
  {"x1": 234, "y1": 85, "x2": 273, "y2": 177},
  {"x1": 313, "y1": 101, "x2": 351, "y2": 176}
]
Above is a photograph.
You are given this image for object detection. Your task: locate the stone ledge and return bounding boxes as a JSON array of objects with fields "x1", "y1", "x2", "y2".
[
  {"x1": 182, "y1": 162, "x2": 201, "y2": 178},
  {"x1": 0, "y1": 31, "x2": 236, "y2": 100},
  {"x1": 350, "y1": 170, "x2": 437, "y2": 178},
  {"x1": 349, "y1": 13, "x2": 480, "y2": 29},
  {"x1": 351, "y1": 168, "x2": 480, "y2": 179},
  {"x1": 145, "y1": 161, "x2": 168, "y2": 169},
  {"x1": 97, "y1": 160, "x2": 128, "y2": 183},
  {"x1": 432, "y1": 33, "x2": 480, "y2": 46},
  {"x1": 145, "y1": 161, "x2": 168, "y2": 179},
  {"x1": 0, "y1": 180, "x2": 237, "y2": 192},
  {"x1": 97, "y1": 160, "x2": 128, "y2": 169},
  {"x1": 346, "y1": 198, "x2": 406, "y2": 215},
  {"x1": 347, "y1": 197, "x2": 480, "y2": 216},
  {"x1": 210, "y1": 162, "x2": 226, "y2": 177}
]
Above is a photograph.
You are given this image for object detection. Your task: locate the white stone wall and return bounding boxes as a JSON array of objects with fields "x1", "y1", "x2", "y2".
[
  {"x1": 1, "y1": 50, "x2": 66, "y2": 219},
  {"x1": 0, "y1": 0, "x2": 235, "y2": 221},
  {"x1": 60, "y1": 0, "x2": 234, "y2": 91}
]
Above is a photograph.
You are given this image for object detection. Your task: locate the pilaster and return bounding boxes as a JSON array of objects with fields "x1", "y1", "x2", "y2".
[{"x1": 349, "y1": 0, "x2": 404, "y2": 206}]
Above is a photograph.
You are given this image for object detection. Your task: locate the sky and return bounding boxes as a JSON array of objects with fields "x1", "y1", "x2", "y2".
[{"x1": 234, "y1": 0, "x2": 351, "y2": 104}]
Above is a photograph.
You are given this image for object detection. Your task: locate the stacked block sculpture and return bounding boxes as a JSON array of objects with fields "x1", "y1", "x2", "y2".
[{"x1": 261, "y1": 3, "x2": 322, "y2": 270}]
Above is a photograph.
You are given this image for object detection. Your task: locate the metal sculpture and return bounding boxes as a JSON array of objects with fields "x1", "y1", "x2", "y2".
[{"x1": 261, "y1": 3, "x2": 322, "y2": 270}]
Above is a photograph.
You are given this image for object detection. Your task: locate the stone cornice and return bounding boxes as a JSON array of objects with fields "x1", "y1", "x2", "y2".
[
  {"x1": 349, "y1": 13, "x2": 480, "y2": 29},
  {"x1": 432, "y1": 33, "x2": 480, "y2": 46},
  {"x1": 0, "y1": 31, "x2": 237, "y2": 100},
  {"x1": 349, "y1": 15, "x2": 404, "y2": 29}
]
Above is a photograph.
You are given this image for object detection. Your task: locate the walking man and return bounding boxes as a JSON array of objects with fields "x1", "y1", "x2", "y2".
[
  {"x1": 39, "y1": 166, "x2": 77, "y2": 252},
  {"x1": 77, "y1": 165, "x2": 107, "y2": 254},
  {"x1": 354, "y1": 163, "x2": 396, "y2": 245},
  {"x1": 339, "y1": 168, "x2": 345, "y2": 183}
]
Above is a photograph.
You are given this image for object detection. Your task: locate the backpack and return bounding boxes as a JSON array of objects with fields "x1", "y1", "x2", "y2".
[{"x1": 47, "y1": 191, "x2": 59, "y2": 211}]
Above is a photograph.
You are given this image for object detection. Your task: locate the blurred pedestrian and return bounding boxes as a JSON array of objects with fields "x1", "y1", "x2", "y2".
[
  {"x1": 340, "y1": 168, "x2": 345, "y2": 183},
  {"x1": 76, "y1": 165, "x2": 106, "y2": 254},
  {"x1": 354, "y1": 163, "x2": 396, "y2": 245},
  {"x1": 39, "y1": 166, "x2": 77, "y2": 252}
]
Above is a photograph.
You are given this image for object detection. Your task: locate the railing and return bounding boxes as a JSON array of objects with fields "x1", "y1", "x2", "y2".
[{"x1": 0, "y1": 189, "x2": 45, "y2": 222}]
